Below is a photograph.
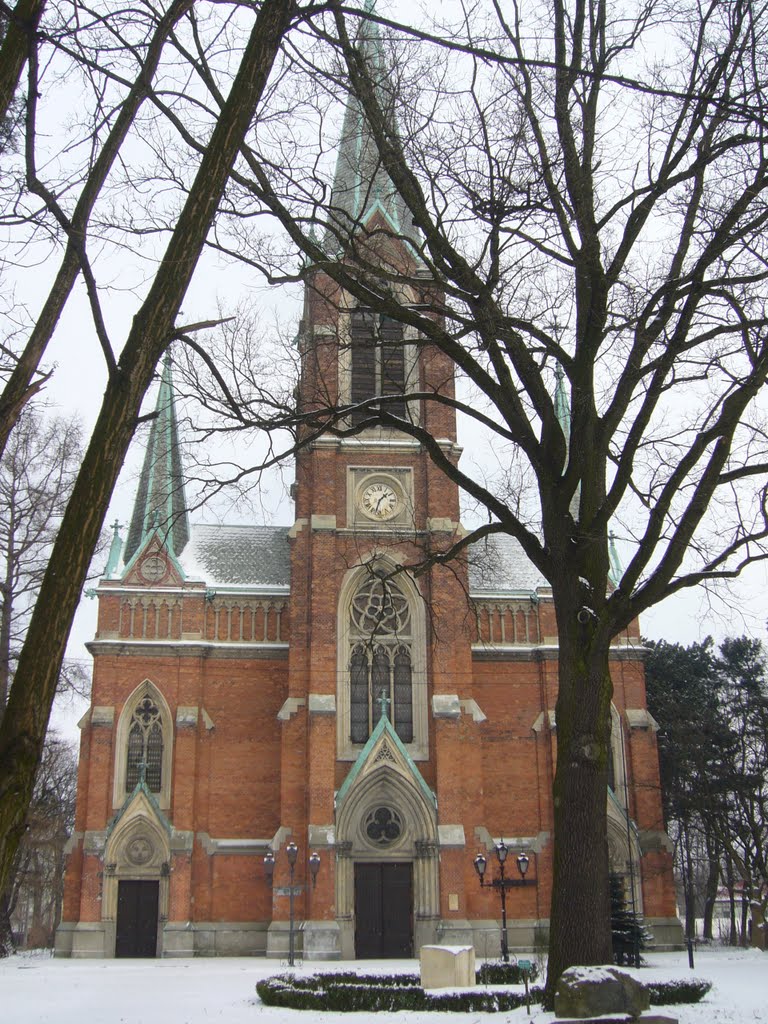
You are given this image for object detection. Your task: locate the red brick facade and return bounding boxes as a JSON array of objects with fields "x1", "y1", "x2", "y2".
[{"x1": 55, "y1": 261, "x2": 681, "y2": 960}]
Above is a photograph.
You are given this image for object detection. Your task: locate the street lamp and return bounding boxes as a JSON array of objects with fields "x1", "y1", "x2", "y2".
[
  {"x1": 264, "y1": 843, "x2": 321, "y2": 967},
  {"x1": 473, "y1": 841, "x2": 533, "y2": 962}
]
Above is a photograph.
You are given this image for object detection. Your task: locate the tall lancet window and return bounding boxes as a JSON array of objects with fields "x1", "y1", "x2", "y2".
[
  {"x1": 350, "y1": 308, "x2": 407, "y2": 424},
  {"x1": 125, "y1": 695, "x2": 164, "y2": 793},
  {"x1": 349, "y1": 575, "x2": 413, "y2": 743}
]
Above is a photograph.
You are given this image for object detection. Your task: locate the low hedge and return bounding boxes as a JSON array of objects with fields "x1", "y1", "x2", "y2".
[
  {"x1": 256, "y1": 972, "x2": 541, "y2": 1013},
  {"x1": 255, "y1": 969, "x2": 712, "y2": 1013},
  {"x1": 645, "y1": 978, "x2": 712, "y2": 1005}
]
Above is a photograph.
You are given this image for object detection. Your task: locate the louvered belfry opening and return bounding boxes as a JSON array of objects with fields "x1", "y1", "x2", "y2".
[{"x1": 350, "y1": 308, "x2": 407, "y2": 424}]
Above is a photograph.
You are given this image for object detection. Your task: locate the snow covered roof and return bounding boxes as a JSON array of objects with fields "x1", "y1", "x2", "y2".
[
  {"x1": 467, "y1": 533, "x2": 548, "y2": 596},
  {"x1": 181, "y1": 524, "x2": 290, "y2": 589},
  {"x1": 175, "y1": 524, "x2": 544, "y2": 596}
]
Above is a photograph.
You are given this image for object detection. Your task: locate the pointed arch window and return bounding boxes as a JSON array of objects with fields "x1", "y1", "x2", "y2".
[
  {"x1": 350, "y1": 308, "x2": 406, "y2": 423},
  {"x1": 125, "y1": 696, "x2": 164, "y2": 793},
  {"x1": 113, "y1": 682, "x2": 173, "y2": 810},
  {"x1": 348, "y1": 575, "x2": 413, "y2": 743}
]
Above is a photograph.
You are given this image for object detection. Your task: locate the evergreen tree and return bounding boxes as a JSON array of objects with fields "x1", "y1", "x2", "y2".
[{"x1": 609, "y1": 873, "x2": 649, "y2": 966}]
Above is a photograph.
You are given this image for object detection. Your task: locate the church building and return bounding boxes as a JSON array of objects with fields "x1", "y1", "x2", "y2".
[{"x1": 56, "y1": 20, "x2": 681, "y2": 962}]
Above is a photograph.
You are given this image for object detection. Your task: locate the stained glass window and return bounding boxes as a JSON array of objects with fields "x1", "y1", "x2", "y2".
[
  {"x1": 349, "y1": 576, "x2": 413, "y2": 744},
  {"x1": 125, "y1": 696, "x2": 163, "y2": 793}
]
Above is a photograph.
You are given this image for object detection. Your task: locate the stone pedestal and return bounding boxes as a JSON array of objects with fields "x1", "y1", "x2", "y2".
[
  {"x1": 303, "y1": 920, "x2": 341, "y2": 960},
  {"x1": 420, "y1": 944, "x2": 476, "y2": 989}
]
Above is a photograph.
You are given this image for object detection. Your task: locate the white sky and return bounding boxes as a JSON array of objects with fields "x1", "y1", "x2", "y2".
[{"x1": 13, "y1": 1, "x2": 768, "y2": 740}]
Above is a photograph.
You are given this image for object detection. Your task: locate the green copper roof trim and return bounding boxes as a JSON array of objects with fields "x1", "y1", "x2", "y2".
[
  {"x1": 107, "y1": 777, "x2": 172, "y2": 838},
  {"x1": 103, "y1": 520, "x2": 124, "y2": 579},
  {"x1": 336, "y1": 707, "x2": 436, "y2": 809},
  {"x1": 124, "y1": 351, "x2": 190, "y2": 565}
]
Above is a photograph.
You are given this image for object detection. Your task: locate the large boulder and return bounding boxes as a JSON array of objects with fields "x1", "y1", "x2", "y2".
[{"x1": 554, "y1": 965, "x2": 650, "y2": 1019}]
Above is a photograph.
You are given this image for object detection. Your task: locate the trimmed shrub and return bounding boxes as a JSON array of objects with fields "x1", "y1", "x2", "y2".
[
  {"x1": 256, "y1": 971, "x2": 542, "y2": 1012},
  {"x1": 646, "y1": 978, "x2": 712, "y2": 1005},
  {"x1": 255, "y1": 969, "x2": 711, "y2": 1013},
  {"x1": 477, "y1": 961, "x2": 540, "y2": 985}
]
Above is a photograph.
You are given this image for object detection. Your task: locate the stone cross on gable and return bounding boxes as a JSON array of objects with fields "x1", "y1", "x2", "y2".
[
  {"x1": 138, "y1": 759, "x2": 148, "y2": 785},
  {"x1": 376, "y1": 688, "x2": 391, "y2": 719}
]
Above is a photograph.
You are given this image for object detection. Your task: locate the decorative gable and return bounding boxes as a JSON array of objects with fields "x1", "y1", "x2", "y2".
[
  {"x1": 121, "y1": 531, "x2": 186, "y2": 587},
  {"x1": 337, "y1": 711, "x2": 436, "y2": 812}
]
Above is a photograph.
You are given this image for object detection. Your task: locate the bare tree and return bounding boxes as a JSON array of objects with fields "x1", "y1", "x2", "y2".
[
  {"x1": 0, "y1": 0, "x2": 47, "y2": 137},
  {"x1": 154, "y1": 0, "x2": 768, "y2": 999},
  {"x1": 0, "y1": 0, "x2": 297, "y2": 905},
  {"x1": 3, "y1": 0, "x2": 768, "y2": 996},
  {"x1": 2, "y1": 732, "x2": 77, "y2": 955},
  {"x1": 0, "y1": 407, "x2": 83, "y2": 710}
]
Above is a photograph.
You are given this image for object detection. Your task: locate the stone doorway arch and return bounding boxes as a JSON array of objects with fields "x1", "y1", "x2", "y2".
[
  {"x1": 335, "y1": 716, "x2": 439, "y2": 958},
  {"x1": 102, "y1": 788, "x2": 171, "y2": 957}
]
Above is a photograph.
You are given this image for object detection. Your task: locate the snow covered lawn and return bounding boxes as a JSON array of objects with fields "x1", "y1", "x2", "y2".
[{"x1": 1, "y1": 948, "x2": 765, "y2": 1024}]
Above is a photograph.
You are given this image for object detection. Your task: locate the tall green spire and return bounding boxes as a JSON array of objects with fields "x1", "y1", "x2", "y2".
[
  {"x1": 124, "y1": 352, "x2": 190, "y2": 564},
  {"x1": 326, "y1": 0, "x2": 413, "y2": 246}
]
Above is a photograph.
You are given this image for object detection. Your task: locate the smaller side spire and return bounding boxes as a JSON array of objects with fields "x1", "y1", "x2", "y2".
[
  {"x1": 608, "y1": 531, "x2": 623, "y2": 588},
  {"x1": 123, "y1": 352, "x2": 190, "y2": 565},
  {"x1": 103, "y1": 520, "x2": 123, "y2": 579},
  {"x1": 554, "y1": 362, "x2": 571, "y2": 440},
  {"x1": 554, "y1": 362, "x2": 581, "y2": 520}
]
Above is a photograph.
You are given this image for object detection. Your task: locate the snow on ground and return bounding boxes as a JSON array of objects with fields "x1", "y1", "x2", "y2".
[{"x1": 0, "y1": 947, "x2": 765, "y2": 1024}]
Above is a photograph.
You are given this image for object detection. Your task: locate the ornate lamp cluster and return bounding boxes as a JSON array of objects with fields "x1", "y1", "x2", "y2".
[
  {"x1": 473, "y1": 841, "x2": 533, "y2": 963},
  {"x1": 264, "y1": 842, "x2": 321, "y2": 966}
]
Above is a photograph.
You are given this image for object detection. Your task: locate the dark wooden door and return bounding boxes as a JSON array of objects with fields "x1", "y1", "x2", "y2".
[
  {"x1": 355, "y1": 862, "x2": 412, "y2": 958},
  {"x1": 115, "y1": 880, "x2": 159, "y2": 958}
]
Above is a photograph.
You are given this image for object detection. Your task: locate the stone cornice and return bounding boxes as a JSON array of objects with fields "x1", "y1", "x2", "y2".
[{"x1": 86, "y1": 639, "x2": 289, "y2": 660}]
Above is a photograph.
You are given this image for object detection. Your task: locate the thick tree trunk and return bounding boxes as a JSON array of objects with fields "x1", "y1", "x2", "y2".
[
  {"x1": 702, "y1": 840, "x2": 720, "y2": 941},
  {"x1": 0, "y1": 890, "x2": 14, "y2": 957},
  {"x1": 0, "y1": 0, "x2": 295, "y2": 902},
  {"x1": 0, "y1": 0, "x2": 46, "y2": 128},
  {"x1": 726, "y1": 859, "x2": 738, "y2": 945},
  {"x1": 684, "y1": 837, "x2": 697, "y2": 941},
  {"x1": 0, "y1": 503, "x2": 15, "y2": 713},
  {"x1": 544, "y1": 612, "x2": 614, "y2": 1007}
]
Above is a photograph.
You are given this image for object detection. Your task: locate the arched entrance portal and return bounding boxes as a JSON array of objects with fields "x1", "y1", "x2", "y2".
[
  {"x1": 102, "y1": 787, "x2": 170, "y2": 958},
  {"x1": 335, "y1": 714, "x2": 439, "y2": 959}
]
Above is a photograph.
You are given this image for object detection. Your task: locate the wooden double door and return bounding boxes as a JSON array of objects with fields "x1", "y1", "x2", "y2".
[
  {"x1": 115, "y1": 880, "x2": 159, "y2": 957},
  {"x1": 354, "y1": 862, "x2": 413, "y2": 958}
]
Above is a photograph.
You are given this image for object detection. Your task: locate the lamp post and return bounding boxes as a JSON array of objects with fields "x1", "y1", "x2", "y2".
[
  {"x1": 264, "y1": 843, "x2": 321, "y2": 967},
  {"x1": 473, "y1": 841, "x2": 532, "y2": 962}
]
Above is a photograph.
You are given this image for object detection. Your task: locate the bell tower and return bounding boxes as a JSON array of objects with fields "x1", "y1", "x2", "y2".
[{"x1": 266, "y1": 6, "x2": 483, "y2": 961}]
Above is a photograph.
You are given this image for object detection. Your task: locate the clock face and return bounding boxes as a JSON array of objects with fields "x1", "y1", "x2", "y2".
[{"x1": 360, "y1": 481, "x2": 400, "y2": 521}]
